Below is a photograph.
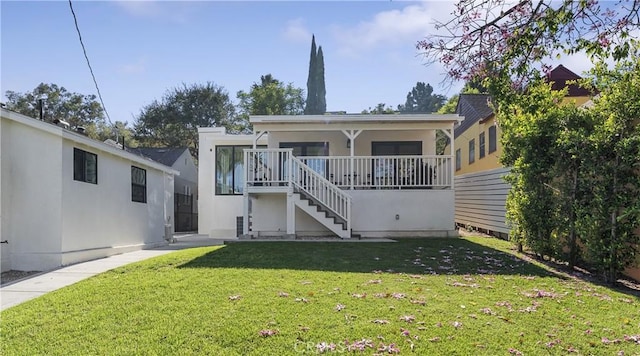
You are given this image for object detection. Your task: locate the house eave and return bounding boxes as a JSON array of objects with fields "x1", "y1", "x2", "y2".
[{"x1": 250, "y1": 114, "x2": 463, "y2": 132}]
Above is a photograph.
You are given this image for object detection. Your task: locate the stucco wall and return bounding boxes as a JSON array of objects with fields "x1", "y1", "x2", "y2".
[
  {"x1": 268, "y1": 130, "x2": 437, "y2": 156},
  {"x1": 198, "y1": 128, "x2": 266, "y2": 237},
  {"x1": 350, "y1": 190, "x2": 455, "y2": 236},
  {"x1": 59, "y1": 140, "x2": 170, "y2": 266},
  {"x1": 0, "y1": 116, "x2": 5, "y2": 272},
  {"x1": 249, "y1": 190, "x2": 455, "y2": 238},
  {"x1": 1, "y1": 117, "x2": 64, "y2": 271},
  {"x1": 173, "y1": 149, "x2": 198, "y2": 214},
  {"x1": 250, "y1": 194, "x2": 330, "y2": 236},
  {"x1": 1, "y1": 110, "x2": 175, "y2": 272}
]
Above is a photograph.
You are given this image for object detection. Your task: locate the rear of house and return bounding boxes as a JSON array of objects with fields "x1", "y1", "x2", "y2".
[
  {"x1": 199, "y1": 113, "x2": 462, "y2": 239},
  {"x1": 0, "y1": 109, "x2": 176, "y2": 272}
]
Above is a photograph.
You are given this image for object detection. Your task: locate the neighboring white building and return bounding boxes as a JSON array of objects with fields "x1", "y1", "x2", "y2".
[
  {"x1": 129, "y1": 147, "x2": 198, "y2": 232},
  {"x1": 0, "y1": 108, "x2": 177, "y2": 272},
  {"x1": 198, "y1": 114, "x2": 462, "y2": 239}
]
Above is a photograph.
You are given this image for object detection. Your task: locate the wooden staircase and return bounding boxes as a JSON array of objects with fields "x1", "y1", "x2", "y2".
[{"x1": 292, "y1": 189, "x2": 350, "y2": 238}]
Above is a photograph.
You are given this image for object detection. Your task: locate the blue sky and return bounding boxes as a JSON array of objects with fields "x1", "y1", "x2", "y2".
[{"x1": 1, "y1": 1, "x2": 593, "y2": 124}]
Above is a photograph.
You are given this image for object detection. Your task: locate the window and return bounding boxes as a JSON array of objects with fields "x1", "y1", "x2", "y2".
[
  {"x1": 468, "y1": 139, "x2": 475, "y2": 164},
  {"x1": 131, "y1": 166, "x2": 147, "y2": 203},
  {"x1": 216, "y1": 146, "x2": 251, "y2": 195},
  {"x1": 479, "y1": 132, "x2": 486, "y2": 159},
  {"x1": 488, "y1": 125, "x2": 497, "y2": 153},
  {"x1": 73, "y1": 148, "x2": 97, "y2": 184},
  {"x1": 455, "y1": 149, "x2": 461, "y2": 171}
]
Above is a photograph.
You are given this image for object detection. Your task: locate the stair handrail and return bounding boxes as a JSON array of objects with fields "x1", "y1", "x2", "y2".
[{"x1": 290, "y1": 155, "x2": 351, "y2": 229}]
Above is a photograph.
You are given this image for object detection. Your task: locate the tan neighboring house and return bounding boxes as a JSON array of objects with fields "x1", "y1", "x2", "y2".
[{"x1": 198, "y1": 113, "x2": 463, "y2": 239}]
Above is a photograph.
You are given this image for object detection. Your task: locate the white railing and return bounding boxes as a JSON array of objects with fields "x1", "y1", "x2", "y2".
[
  {"x1": 298, "y1": 155, "x2": 453, "y2": 189},
  {"x1": 290, "y1": 156, "x2": 351, "y2": 228},
  {"x1": 245, "y1": 148, "x2": 291, "y2": 187}
]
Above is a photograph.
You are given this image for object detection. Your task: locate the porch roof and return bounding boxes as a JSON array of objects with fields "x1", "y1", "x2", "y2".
[{"x1": 250, "y1": 114, "x2": 463, "y2": 132}]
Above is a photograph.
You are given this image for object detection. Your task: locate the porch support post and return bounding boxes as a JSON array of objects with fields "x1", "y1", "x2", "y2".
[
  {"x1": 341, "y1": 129, "x2": 362, "y2": 190},
  {"x1": 242, "y1": 191, "x2": 249, "y2": 237},
  {"x1": 253, "y1": 130, "x2": 267, "y2": 149},
  {"x1": 286, "y1": 191, "x2": 296, "y2": 238},
  {"x1": 440, "y1": 125, "x2": 455, "y2": 190},
  {"x1": 243, "y1": 143, "x2": 250, "y2": 237}
]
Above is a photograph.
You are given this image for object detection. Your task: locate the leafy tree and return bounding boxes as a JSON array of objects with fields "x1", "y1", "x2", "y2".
[
  {"x1": 361, "y1": 103, "x2": 395, "y2": 114},
  {"x1": 134, "y1": 82, "x2": 239, "y2": 160},
  {"x1": 237, "y1": 74, "x2": 304, "y2": 117},
  {"x1": 86, "y1": 121, "x2": 139, "y2": 148},
  {"x1": 417, "y1": 0, "x2": 640, "y2": 85},
  {"x1": 4, "y1": 82, "x2": 105, "y2": 130},
  {"x1": 577, "y1": 57, "x2": 640, "y2": 283},
  {"x1": 304, "y1": 35, "x2": 326, "y2": 114},
  {"x1": 437, "y1": 95, "x2": 459, "y2": 115},
  {"x1": 397, "y1": 82, "x2": 446, "y2": 113}
]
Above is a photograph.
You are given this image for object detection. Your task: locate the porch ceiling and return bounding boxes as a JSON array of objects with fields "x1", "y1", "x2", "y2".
[{"x1": 250, "y1": 114, "x2": 463, "y2": 132}]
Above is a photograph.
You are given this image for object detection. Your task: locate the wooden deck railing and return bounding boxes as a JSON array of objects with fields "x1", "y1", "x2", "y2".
[{"x1": 298, "y1": 155, "x2": 453, "y2": 189}]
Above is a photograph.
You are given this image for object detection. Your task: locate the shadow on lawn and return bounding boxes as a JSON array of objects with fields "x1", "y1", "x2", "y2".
[{"x1": 178, "y1": 238, "x2": 556, "y2": 277}]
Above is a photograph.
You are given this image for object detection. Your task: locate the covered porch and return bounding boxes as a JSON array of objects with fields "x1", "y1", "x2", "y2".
[{"x1": 242, "y1": 114, "x2": 463, "y2": 239}]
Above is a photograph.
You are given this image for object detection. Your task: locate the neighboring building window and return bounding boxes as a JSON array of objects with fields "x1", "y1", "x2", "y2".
[
  {"x1": 216, "y1": 146, "x2": 249, "y2": 195},
  {"x1": 479, "y1": 132, "x2": 486, "y2": 159},
  {"x1": 73, "y1": 148, "x2": 97, "y2": 184},
  {"x1": 455, "y1": 149, "x2": 461, "y2": 171},
  {"x1": 468, "y1": 139, "x2": 475, "y2": 164},
  {"x1": 488, "y1": 125, "x2": 497, "y2": 153},
  {"x1": 131, "y1": 166, "x2": 147, "y2": 203}
]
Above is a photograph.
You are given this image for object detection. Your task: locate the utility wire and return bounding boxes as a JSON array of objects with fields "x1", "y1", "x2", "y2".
[{"x1": 68, "y1": 0, "x2": 113, "y2": 125}]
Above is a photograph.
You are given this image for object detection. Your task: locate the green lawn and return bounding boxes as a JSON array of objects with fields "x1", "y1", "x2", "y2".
[{"x1": 1, "y1": 237, "x2": 639, "y2": 355}]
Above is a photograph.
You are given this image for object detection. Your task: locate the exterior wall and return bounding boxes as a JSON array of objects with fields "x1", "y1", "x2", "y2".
[
  {"x1": 250, "y1": 190, "x2": 455, "y2": 238},
  {"x1": 0, "y1": 116, "x2": 5, "y2": 272},
  {"x1": 198, "y1": 128, "x2": 267, "y2": 237},
  {"x1": 59, "y1": 140, "x2": 171, "y2": 267},
  {"x1": 1, "y1": 116, "x2": 64, "y2": 271},
  {"x1": 250, "y1": 194, "x2": 331, "y2": 237},
  {"x1": 350, "y1": 190, "x2": 455, "y2": 237},
  {"x1": 1, "y1": 109, "x2": 175, "y2": 272},
  {"x1": 454, "y1": 167, "x2": 511, "y2": 235},
  {"x1": 268, "y1": 130, "x2": 437, "y2": 156},
  {"x1": 448, "y1": 115, "x2": 503, "y2": 176},
  {"x1": 172, "y1": 149, "x2": 198, "y2": 214}
]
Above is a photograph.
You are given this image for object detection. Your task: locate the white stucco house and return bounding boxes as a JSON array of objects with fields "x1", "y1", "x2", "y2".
[
  {"x1": 0, "y1": 108, "x2": 177, "y2": 272},
  {"x1": 129, "y1": 147, "x2": 198, "y2": 232},
  {"x1": 198, "y1": 113, "x2": 462, "y2": 239}
]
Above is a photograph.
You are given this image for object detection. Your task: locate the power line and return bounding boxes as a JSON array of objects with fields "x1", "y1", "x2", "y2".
[{"x1": 68, "y1": 0, "x2": 112, "y2": 125}]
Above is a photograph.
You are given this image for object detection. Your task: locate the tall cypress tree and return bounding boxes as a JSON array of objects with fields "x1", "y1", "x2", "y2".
[
  {"x1": 304, "y1": 35, "x2": 318, "y2": 114},
  {"x1": 316, "y1": 46, "x2": 326, "y2": 114}
]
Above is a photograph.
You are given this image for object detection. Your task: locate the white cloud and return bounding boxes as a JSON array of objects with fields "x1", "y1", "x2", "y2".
[
  {"x1": 283, "y1": 18, "x2": 312, "y2": 43},
  {"x1": 113, "y1": 1, "x2": 164, "y2": 18},
  {"x1": 332, "y1": 2, "x2": 453, "y2": 57},
  {"x1": 112, "y1": 1, "x2": 196, "y2": 23},
  {"x1": 118, "y1": 58, "x2": 147, "y2": 75}
]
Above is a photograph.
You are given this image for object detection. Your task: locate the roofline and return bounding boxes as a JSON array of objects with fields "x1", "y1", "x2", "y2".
[
  {"x1": 250, "y1": 114, "x2": 463, "y2": 124},
  {"x1": 1, "y1": 108, "x2": 179, "y2": 175}
]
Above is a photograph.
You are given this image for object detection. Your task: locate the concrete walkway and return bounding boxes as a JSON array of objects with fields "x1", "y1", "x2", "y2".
[{"x1": 0, "y1": 234, "x2": 227, "y2": 311}]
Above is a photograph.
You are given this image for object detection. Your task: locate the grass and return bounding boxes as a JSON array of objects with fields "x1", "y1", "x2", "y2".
[{"x1": 1, "y1": 237, "x2": 639, "y2": 355}]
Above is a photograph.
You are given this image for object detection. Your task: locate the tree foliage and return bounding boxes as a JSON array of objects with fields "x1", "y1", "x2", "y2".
[
  {"x1": 237, "y1": 74, "x2": 305, "y2": 117},
  {"x1": 397, "y1": 82, "x2": 446, "y2": 113},
  {"x1": 134, "y1": 82, "x2": 239, "y2": 160},
  {"x1": 498, "y1": 55, "x2": 640, "y2": 283},
  {"x1": 304, "y1": 35, "x2": 327, "y2": 115},
  {"x1": 4, "y1": 82, "x2": 105, "y2": 129},
  {"x1": 418, "y1": 0, "x2": 640, "y2": 85},
  {"x1": 361, "y1": 103, "x2": 396, "y2": 114},
  {"x1": 419, "y1": 0, "x2": 640, "y2": 284}
]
